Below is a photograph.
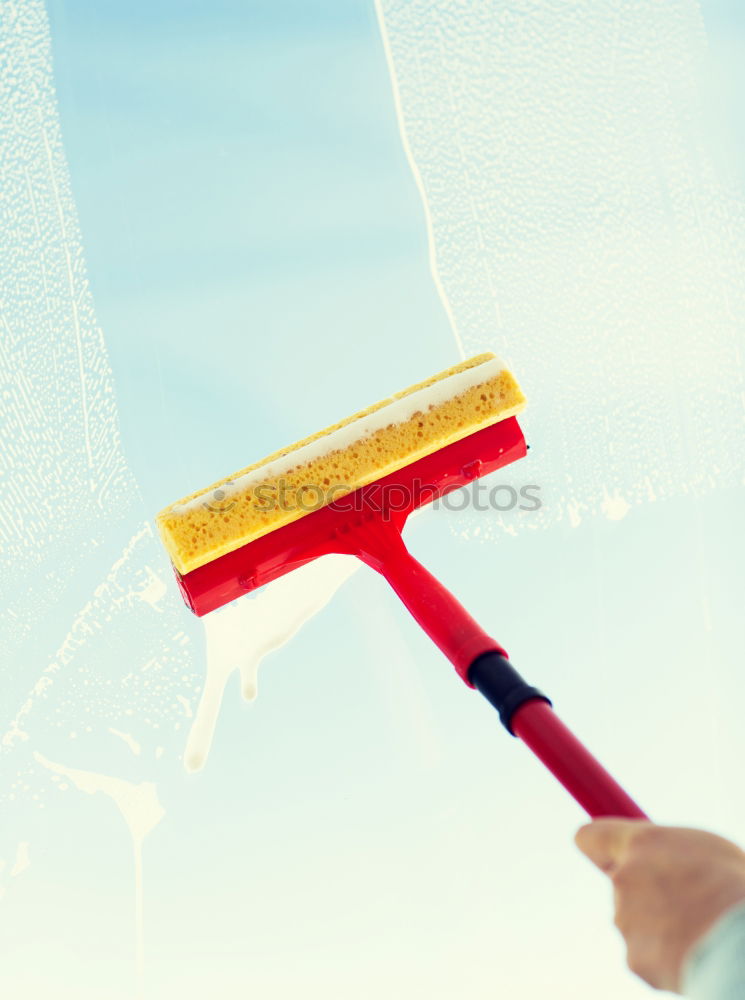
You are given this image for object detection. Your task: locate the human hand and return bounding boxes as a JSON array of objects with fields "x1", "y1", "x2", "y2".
[{"x1": 575, "y1": 820, "x2": 745, "y2": 993}]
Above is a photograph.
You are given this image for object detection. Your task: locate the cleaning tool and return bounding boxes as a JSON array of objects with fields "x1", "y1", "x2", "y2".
[{"x1": 157, "y1": 353, "x2": 647, "y2": 820}]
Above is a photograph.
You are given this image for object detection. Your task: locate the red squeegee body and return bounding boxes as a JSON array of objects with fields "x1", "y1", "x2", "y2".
[{"x1": 176, "y1": 417, "x2": 525, "y2": 619}]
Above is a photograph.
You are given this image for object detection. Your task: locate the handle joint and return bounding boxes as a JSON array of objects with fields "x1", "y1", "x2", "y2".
[{"x1": 468, "y1": 651, "x2": 552, "y2": 736}]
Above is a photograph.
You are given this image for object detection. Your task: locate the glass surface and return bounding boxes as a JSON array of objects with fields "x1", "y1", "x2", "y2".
[{"x1": 1, "y1": 2, "x2": 744, "y2": 997}]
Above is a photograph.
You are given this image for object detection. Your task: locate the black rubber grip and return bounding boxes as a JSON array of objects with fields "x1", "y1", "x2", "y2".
[{"x1": 468, "y1": 651, "x2": 552, "y2": 736}]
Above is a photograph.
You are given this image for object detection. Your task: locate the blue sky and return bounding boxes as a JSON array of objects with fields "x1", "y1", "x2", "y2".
[{"x1": 3, "y1": 1, "x2": 744, "y2": 997}]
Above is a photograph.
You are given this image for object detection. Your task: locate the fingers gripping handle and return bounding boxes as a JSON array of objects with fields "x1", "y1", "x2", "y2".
[{"x1": 470, "y1": 653, "x2": 649, "y2": 820}]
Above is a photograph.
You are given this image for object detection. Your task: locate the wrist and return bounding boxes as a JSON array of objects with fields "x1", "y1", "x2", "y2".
[{"x1": 680, "y1": 894, "x2": 745, "y2": 996}]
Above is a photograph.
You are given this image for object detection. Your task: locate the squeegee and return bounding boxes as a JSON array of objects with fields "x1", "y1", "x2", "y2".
[{"x1": 157, "y1": 353, "x2": 648, "y2": 820}]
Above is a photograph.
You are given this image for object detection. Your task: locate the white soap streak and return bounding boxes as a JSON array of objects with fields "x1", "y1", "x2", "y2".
[
  {"x1": 378, "y1": 0, "x2": 745, "y2": 532},
  {"x1": 0, "y1": 0, "x2": 142, "y2": 656},
  {"x1": 0, "y1": 7, "x2": 195, "y2": 994},
  {"x1": 0, "y1": 842, "x2": 31, "y2": 901},
  {"x1": 176, "y1": 695, "x2": 193, "y2": 719},
  {"x1": 0, "y1": 0, "x2": 196, "y2": 793},
  {"x1": 1, "y1": 523, "x2": 193, "y2": 758},
  {"x1": 185, "y1": 555, "x2": 358, "y2": 772},
  {"x1": 109, "y1": 728, "x2": 142, "y2": 757},
  {"x1": 374, "y1": 0, "x2": 465, "y2": 360},
  {"x1": 10, "y1": 842, "x2": 30, "y2": 878},
  {"x1": 137, "y1": 567, "x2": 169, "y2": 611},
  {"x1": 600, "y1": 491, "x2": 631, "y2": 522},
  {"x1": 34, "y1": 752, "x2": 164, "y2": 990}
]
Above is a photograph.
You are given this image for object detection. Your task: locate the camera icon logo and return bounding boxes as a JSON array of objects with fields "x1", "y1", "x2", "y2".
[{"x1": 203, "y1": 480, "x2": 237, "y2": 513}]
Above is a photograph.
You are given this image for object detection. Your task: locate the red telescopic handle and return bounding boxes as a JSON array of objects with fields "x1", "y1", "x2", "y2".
[
  {"x1": 511, "y1": 699, "x2": 648, "y2": 819},
  {"x1": 353, "y1": 519, "x2": 648, "y2": 820},
  {"x1": 366, "y1": 535, "x2": 508, "y2": 678}
]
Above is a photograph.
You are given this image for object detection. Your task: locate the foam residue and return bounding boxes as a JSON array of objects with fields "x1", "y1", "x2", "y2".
[
  {"x1": 34, "y1": 751, "x2": 164, "y2": 987},
  {"x1": 109, "y1": 728, "x2": 142, "y2": 756},
  {"x1": 0, "y1": 0, "x2": 197, "y2": 790},
  {"x1": 374, "y1": 0, "x2": 465, "y2": 359},
  {"x1": 0, "y1": 9, "x2": 197, "y2": 988},
  {"x1": 0, "y1": 0, "x2": 141, "y2": 654},
  {"x1": 0, "y1": 841, "x2": 31, "y2": 901},
  {"x1": 176, "y1": 695, "x2": 193, "y2": 719},
  {"x1": 10, "y1": 842, "x2": 30, "y2": 879},
  {"x1": 377, "y1": 0, "x2": 745, "y2": 532},
  {"x1": 184, "y1": 555, "x2": 358, "y2": 772},
  {"x1": 1, "y1": 523, "x2": 196, "y2": 763}
]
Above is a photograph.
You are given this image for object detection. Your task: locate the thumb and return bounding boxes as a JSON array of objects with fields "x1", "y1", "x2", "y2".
[{"x1": 574, "y1": 818, "x2": 652, "y2": 874}]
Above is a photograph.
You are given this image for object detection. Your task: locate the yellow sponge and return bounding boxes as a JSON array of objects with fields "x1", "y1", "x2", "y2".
[{"x1": 156, "y1": 352, "x2": 525, "y2": 575}]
